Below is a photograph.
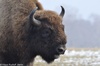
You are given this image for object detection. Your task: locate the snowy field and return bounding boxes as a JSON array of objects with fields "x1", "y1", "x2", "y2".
[{"x1": 34, "y1": 48, "x2": 100, "y2": 66}]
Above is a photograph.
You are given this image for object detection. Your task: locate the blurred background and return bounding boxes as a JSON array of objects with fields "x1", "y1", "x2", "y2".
[{"x1": 39, "y1": 0, "x2": 100, "y2": 48}]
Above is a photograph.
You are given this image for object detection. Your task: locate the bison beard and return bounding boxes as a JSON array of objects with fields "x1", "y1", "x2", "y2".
[
  {"x1": 0, "y1": 0, "x2": 66, "y2": 65},
  {"x1": 42, "y1": 54, "x2": 56, "y2": 63},
  {"x1": 41, "y1": 49, "x2": 60, "y2": 63}
]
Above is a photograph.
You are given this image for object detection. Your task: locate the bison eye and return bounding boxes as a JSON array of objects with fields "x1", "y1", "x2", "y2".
[{"x1": 41, "y1": 28, "x2": 51, "y2": 37}]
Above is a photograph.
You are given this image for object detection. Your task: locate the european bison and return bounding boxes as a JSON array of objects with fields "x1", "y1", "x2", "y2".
[{"x1": 0, "y1": 0, "x2": 67, "y2": 66}]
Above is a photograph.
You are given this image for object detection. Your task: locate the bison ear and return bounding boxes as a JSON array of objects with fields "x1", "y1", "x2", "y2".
[
  {"x1": 29, "y1": 7, "x2": 41, "y2": 26},
  {"x1": 60, "y1": 6, "x2": 65, "y2": 18}
]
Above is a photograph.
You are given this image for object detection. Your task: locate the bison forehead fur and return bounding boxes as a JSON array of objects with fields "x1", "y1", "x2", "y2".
[{"x1": 0, "y1": 0, "x2": 67, "y2": 65}]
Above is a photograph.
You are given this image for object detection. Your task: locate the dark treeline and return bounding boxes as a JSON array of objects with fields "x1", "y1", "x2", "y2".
[{"x1": 63, "y1": 8, "x2": 100, "y2": 48}]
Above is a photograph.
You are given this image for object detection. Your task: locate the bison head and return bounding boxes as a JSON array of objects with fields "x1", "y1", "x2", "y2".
[{"x1": 28, "y1": 6, "x2": 66, "y2": 63}]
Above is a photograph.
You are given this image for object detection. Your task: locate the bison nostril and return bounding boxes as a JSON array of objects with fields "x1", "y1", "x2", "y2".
[{"x1": 57, "y1": 47, "x2": 65, "y2": 54}]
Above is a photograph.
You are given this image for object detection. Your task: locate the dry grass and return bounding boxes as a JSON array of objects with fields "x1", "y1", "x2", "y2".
[{"x1": 33, "y1": 48, "x2": 100, "y2": 66}]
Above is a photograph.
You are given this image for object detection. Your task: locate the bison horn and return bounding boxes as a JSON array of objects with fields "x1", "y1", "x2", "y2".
[
  {"x1": 60, "y1": 6, "x2": 65, "y2": 18},
  {"x1": 29, "y1": 7, "x2": 41, "y2": 26}
]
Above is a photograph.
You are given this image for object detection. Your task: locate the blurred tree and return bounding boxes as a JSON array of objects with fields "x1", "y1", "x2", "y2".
[{"x1": 63, "y1": 8, "x2": 100, "y2": 48}]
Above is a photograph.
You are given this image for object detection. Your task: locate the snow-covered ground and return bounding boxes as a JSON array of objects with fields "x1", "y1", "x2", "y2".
[{"x1": 34, "y1": 49, "x2": 100, "y2": 66}]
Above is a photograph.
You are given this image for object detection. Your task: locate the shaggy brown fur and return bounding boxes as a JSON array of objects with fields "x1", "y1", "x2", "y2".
[{"x1": 0, "y1": 0, "x2": 66, "y2": 66}]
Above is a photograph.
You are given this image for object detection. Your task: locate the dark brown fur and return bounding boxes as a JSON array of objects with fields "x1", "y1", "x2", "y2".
[{"x1": 0, "y1": 0, "x2": 66, "y2": 66}]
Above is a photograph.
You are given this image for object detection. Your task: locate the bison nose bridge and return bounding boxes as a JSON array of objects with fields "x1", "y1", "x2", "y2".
[{"x1": 56, "y1": 45, "x2": 66, "y2": 54}]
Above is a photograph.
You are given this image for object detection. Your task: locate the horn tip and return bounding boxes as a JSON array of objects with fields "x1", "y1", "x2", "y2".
[
  {"x1": 60, "y1": 5, "x2": 63, "y2": 8},
  {"x1": 60, "y1": 6, "x2": 64, "y2": 10}
]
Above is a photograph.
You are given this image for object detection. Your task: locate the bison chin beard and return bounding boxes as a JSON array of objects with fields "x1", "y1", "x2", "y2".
[
  {"x1": 38, "y1": 49, "x2": 60, "y2": 64},
  {"x1": 41, "y1": 55, "x2": 55, "y2": 63}
]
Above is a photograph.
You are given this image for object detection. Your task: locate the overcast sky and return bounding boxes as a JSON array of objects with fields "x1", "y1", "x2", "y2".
[{"x1": 39, "y1": 0, "x2": 100, "y2": 20}]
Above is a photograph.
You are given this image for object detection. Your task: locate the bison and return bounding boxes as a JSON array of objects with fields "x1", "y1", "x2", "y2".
[{"x1": 0, "y1": 0, "x2": 67, "y2": 66}]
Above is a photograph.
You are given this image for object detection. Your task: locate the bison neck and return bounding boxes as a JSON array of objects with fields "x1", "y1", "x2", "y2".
[
  {"x1": 0, "y1": 0, "x2": 37, "y2": 65},
  {"x1": 10, "y1": 0, "x2": 37, "y2": 64}
]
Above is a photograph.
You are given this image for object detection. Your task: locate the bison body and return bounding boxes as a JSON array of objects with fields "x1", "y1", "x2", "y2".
[{"x1": 0, "y1": 0, "x2": 66, "y2": 65}]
